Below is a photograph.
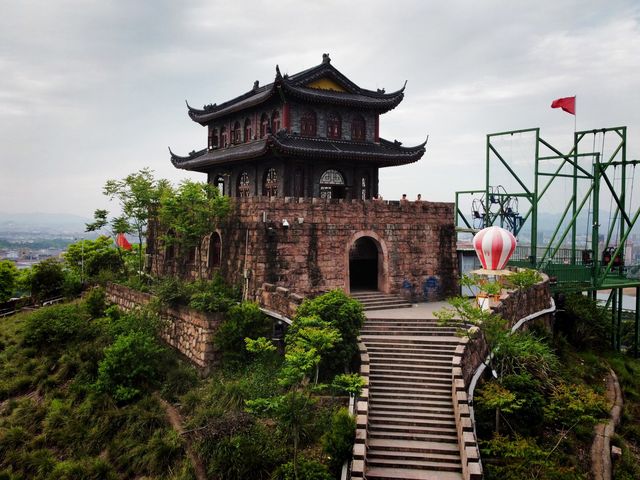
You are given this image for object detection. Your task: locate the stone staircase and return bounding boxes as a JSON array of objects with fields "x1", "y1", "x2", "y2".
[
  {"x1": 360, "y1": 315, "x2": 464, "y2": 480},
  {"x1": 351, "y1": 290, "x2": 413, "y2": 311}
]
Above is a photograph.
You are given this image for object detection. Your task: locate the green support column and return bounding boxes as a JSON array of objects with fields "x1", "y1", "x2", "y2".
[
  {"x1": 617, "y1": 288, "x2": 623, "y2": 351},
  {"x1": 611, "y1": 289, "x2": 617, "y2": 350}
]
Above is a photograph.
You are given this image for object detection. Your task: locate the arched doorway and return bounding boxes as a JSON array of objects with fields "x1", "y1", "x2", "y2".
[{"x1": 349, "y1": 236, "x2": 379, "y2": 291}]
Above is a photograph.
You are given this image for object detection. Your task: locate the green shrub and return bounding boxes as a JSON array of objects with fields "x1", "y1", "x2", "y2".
[
  {"x1": 215, "y1": 302, "x2": 271, "y2": 365},
  {"x1": 154, "y1": 276, "x2": 190, "y2": 307},
  {"x1": 187, "y1": 276, "x2": 239, "y2": 313},
  {"x1": 561, "y1": 293, "x2": 610, "y2": 349},
  {"x1": 84, "y1": 287, "x2": 106, "y2": 318},
  {"x1": 22, "y1": 304, "x2": 95, "y2": 351},
  {"x1": 321, "y1": 407, "x2": 356, "y2": 474},
  {"x1": 272, "y1": 456, "x2": 332, "y2": 480},
  {"x1": 64, "y1": 236, "x2": 124, "y2": 282},
  {"x1": 294, "y1": 290, "x2": 365, "y2": 377},
  {"x1": 94, "y1": 330, "x2": 165, "y2": 402},
  {"x1": 504, "y1": 268, "x2": 542, "y2": 289},
  {"x1": 0, "y1": 260, "x2": 19, "y2": 303}
]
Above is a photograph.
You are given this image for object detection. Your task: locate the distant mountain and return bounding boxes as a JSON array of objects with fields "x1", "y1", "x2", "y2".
[{"x1": 0, "y1": 212, "x2": 91, "y2": 235}]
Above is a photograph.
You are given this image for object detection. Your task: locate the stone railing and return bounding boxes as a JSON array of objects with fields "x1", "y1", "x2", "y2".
[
  {"x1": 105, "y1": 283, "x2": 223, "y2": 373},
  {"x1": 255, "y1": 282, "x2": 305, "y2": 320},
  {"x1": 350, "y1": 340, "x2": 370, "y2": 478}
]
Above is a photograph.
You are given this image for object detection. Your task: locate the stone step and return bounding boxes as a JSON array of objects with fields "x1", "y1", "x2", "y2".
[
  {"x1": 363, "y1": 304, "x2": 413, "y2": 311},
  {"x1": 370, "y1": 379, "x2": 451, "y2": 391},
  {"x1": 365, "y1": 467, "x2": 463, "y2": 480},
  {"x1": 367, "y1": 438, "x2": 460, "y2": 455},
  {"x1": 370, "y1": 372, "x2": 452, "y2": 383},
  {"x1": 362, "y1": 330, "x2": 458, "y2": 337},
  {"x1": 368, "y1": 429, "x2": 459, "y2": 444},
  {"x1": 367, "y1": 449, "x2": 462, "y2": 465},
  {"x1": 367, "y1": 350, "x2": 455, "y2": 360},
  {"x1": 366, "y1": 457, "x2": 462, "y2": 473},
  {"x1": 362, "y1": 335, "x2": 460, "y2": 344},
  {"x1": 370, "y1": 388, "x2": 451, "y2": 401},
  {"x1": 370, "y1": 397, "x2": 453, "y2": 411},
  {"x1": 368, "y1": 408, "x2": 455, "y2": 421},
  {"x1": 369, "y1": 370, "x2": 451, "y2": 383},
  {"x1": 365, "y1": 342, "x2": 458, "y2": 352},
  {"x1": 369, "y1": 414, "x2": 456, "y2": 429}
]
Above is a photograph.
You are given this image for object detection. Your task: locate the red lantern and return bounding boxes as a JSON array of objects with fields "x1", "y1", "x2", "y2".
[{"x1": 473, "y1": 226, "x2": 516, "y2": 270}]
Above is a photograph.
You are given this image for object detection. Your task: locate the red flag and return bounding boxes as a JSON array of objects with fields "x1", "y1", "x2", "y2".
[
  {"x1": 551, "y1": 96, "x2": 576, "y2": 115},
  {"x1": 116, "y1": 233, "x2": 132, "y2": 251}
]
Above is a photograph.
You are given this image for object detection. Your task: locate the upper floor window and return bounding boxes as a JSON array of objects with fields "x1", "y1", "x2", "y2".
[
  {"x1": 208, "y1": 232, "x2": 221, "y2": 268},
  {"x1": 220, "y1": 127, "x2": 228, "y2": 147},
  {"x1": 237, "y1": 171, "x2": 250, "y2": 197},
  {"x1": 271, "y1": 110, "x2": 281, "y2": 133},
  {"x1": 300, "y1": 109, "x2": 317, "y2": 136},
  {"x1": 233, "y1": 121, "x2": 242, "y2": 144},
  {"x1": 214, "y1": 175, "x2": 225, "y2": 195},
  {"x1": 320, "y1": 169, "x2": 345, "y2": 199},
  {"x1": 244, "y1": 118, "x2": 252, "y2": 142},
  {"x1": 263, "y1": 168, "x2": 278, "y2": 197},
  {"x1": 360, "y1": 174, "x2": 370, "y2": 200},
  {"x1": 209, "y1": 127, "x2": 219, "y2": 149},
  {"x1": 351, "y1": 115, "x2": 366, "y2": 141},
  {"x1": 327, "y1": 112, "x2": 341, "y2": 139},
  {"x1": 260, "y1": 113, "x2": 269, "y2": 138}
]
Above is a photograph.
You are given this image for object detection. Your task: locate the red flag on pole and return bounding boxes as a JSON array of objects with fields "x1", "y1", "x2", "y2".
[
  {"x1": 116, "y1": 233, "x2": 132, "y2": 251},
  {"x1": 551, "y1": 96, "x2": 576, "y2": 115}
]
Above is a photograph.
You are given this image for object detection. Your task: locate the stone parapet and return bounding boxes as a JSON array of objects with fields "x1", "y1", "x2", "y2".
[
  {"x1": 105, "y1": 283, "x2": 223, "y2": 373},
  {"x1": 255, "y1": 282, "x2": 305, "y2": 319}
]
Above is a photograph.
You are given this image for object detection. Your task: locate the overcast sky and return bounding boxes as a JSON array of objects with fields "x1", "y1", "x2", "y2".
[{"x1": 1, "y1": 0, "x2": 639, "y2": 218}]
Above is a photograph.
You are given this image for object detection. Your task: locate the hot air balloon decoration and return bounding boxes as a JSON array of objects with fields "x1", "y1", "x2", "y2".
[{"x1": 472, "y1": 226, "x2": 517, "y2": 271}]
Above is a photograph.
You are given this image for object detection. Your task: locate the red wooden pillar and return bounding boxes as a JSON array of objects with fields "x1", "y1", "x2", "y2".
[
  {"x1": 374, "y1": 114, "x2": 380, "y2": 142},
  {"x1": 283, "y1": 103, "x2": 290, "y2": 132}
]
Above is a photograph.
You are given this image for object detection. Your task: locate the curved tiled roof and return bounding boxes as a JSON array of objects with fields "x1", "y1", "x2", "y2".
[
  {"x1": 169, "y1": 132, "x2": 426, "y2": 171},
  {"x1": 187, "y1": 55, "x2": 405, "y2": 124}
]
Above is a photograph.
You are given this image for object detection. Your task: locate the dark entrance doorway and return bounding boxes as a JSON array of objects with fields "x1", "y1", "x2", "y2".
[{"x1": 349, "y1": 237, "x2": 379, "y2": 290}]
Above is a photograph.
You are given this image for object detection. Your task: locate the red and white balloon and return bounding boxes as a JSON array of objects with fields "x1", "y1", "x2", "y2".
[{"x1": 473, "y1": 226, "x2": 517, "y2": 270}]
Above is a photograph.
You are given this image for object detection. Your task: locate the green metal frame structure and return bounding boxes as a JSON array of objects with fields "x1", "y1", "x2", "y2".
[{"x1": 456, "y1": 126, "x2": 640, "y2": 354}]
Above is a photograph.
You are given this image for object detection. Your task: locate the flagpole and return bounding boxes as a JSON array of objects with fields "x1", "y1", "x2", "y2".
[{"x1": 574, "y1": 95, "x2": 577, "y2": 133}]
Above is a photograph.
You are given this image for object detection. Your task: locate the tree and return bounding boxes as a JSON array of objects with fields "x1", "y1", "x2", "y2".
[
  {"x1": 25, "y1": 258, "x2": 66, "y2": 302},
  {"x1": 294, "y1": 290, "x2": 365, "y2": 377},
  {"x1": 63, "y1": 236, "x2": 123, "y2": 281},
  {"x1": 0, "y1": 260, "x2": 19, "y2": 302},
  {"x1": 87, "y1": 169, "x2": 169, "y2": 278},
  {"x1": 159, "y1": 180, "x2": 231, "y2": 277}
]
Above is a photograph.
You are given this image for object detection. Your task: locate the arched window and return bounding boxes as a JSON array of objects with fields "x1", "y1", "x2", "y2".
[
  {"x1": 244, "y1": 118, "x2": 252, "y2": 142},
  {"x1": 327, "y1": 112, "x2": 341, "y2": 139},
  {"x1": 271, "y1": 110, "x2": 281, "y2": 133},
  {"x1": 300, "y1": 109, "x2": 317, "y2": 136},
  {"x1": 263, "y1": 168, "x2": 278, "y2": 197},
  {"x1": 214, "y1": 175, "x2": 225, "y2": 195},
  {"x1": 220, "y1": 127, "x2": 228, "y2": 147},
  {"x1": 208, "y1": 232, "x2": 221, "y2": 268},
  {"x1": 360, "y1": 174, "x2": 370, "y2": 200},
  {"x1": 351, "y1": 115, "x2": 366, "y2": 141},
  {"x1": 237, "y1": 171, "x2": 250, "y2": 197},
  {"x1": 233, "y1": 121, "x2": 242, "y2": 144},
  {"x1": 260, "y1": 113, "x2": 269, "y2": 138},
  {"x1": 209, "y1": 127, "x2": 219, "y2": 149},
  {"x1": 320, "y1": 169, "x2": 345, "y2": 199}
]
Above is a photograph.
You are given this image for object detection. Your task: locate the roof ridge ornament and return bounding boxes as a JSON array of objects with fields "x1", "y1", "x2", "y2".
[
  {"x1": 322, "y1": 53, "x2": 331, "y2": 64},
  {"x1": 275, "y1": 64, "x2": 282, "y2": 79},
  {"x1": 253, "y1": 80, "x2": 259, "y2": 91}
]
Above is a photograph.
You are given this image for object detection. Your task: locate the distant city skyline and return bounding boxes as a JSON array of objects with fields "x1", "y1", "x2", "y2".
[{"x1": 1, "y1": 1, "x2": 639, "y2": 217}]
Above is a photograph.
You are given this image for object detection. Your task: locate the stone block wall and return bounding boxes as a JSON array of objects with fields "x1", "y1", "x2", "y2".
[
  {"x1": 458, "y1": 276, "x2": 553, "y2": 386},
  {"x1": 256, "y1": 283, "x2": 305, "y2": 320},
  {"x1": 154, "y1": 197, "x2": 457, "y2": 305},
  {"x1": 105, "y1": 283, "x2": 223, "y2": 372}
]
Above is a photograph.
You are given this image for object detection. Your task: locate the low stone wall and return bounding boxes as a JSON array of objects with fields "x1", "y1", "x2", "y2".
[
  {"x1": 459, "y1": 276, "x2": 552, "y2": 386},
  {"x1": 256, "y1": 283, "x2": 305, "y2": 319},
  {"x1": 105, "y1": 283, "x2": 223, "y2": 372},
  {"x1": 350, "y1": 340, "x2": 370, "y2": 478}
]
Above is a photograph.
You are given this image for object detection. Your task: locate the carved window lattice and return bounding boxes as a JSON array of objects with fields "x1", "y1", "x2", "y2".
[
  {"x1": 271, "y1": 110, "x2": 281, "y2": 133},
  {"x1": 361, "y1": 174, "x2": 370, "y2": 200},
  {"x1": 327, "y1": 112, "x2": 341, "y2": 139},
  {"x1": 351, "y1": 115, "x2": 366, "y2": 141},
  {"x1": 237, "y1": 172, "x2": 250, "y2": 197},
  {"x1": 300, "y1": 110, "x2": 317, "y2": 136},
  {"x1": 220, "y1": 127, "x2": 228, "y2": 147},
  {"x1": 233, "y1": 121, "x2": 242, "y2": 144},
  {"x1": 260, "y1": 113, "x2": 269, "y2": 138},
  {"x1": 244, "y1": 118, "x2": 252, "y2": 142},
  {"x1": 264, "y1": 168, "x2": 278, "y2": 197},
  {"x1": 320, "y1": 169, "x2": 345, "y2": 199}
]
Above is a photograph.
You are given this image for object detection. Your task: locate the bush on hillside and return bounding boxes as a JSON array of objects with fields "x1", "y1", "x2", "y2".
[
  {"x1": 294, "y1": 290, "x2": 365, "y2": 377},
  {"x1": 215, "y1": 302, "x2": 271, "y2": 365},
  {"x1": 321, "y1": 407, "x2": 356, "y2": 474}
]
